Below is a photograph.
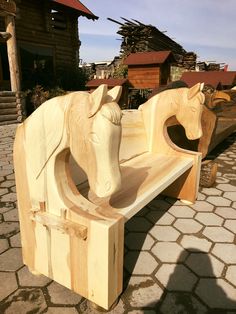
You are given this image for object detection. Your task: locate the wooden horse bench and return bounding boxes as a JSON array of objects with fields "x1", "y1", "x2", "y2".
[{"x1": 14, "y1": 83, "x2": 204, "y2": 310}]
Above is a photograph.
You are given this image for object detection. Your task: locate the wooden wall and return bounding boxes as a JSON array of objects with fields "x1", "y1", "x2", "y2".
[
  {"x1": 127, "y1": 65, "x2": 160, "y2": 89},
  {"x1": 14, "y1": 0, "x2": 80, "y2": 88}
]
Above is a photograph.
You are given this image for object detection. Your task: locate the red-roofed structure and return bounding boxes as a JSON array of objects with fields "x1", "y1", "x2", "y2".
[
  {"x1": 53, "y1": 0, "x2": 98, "y2": 19},
  {"x1": 181, "y1": 71, "x2": 236, "y2": 89},
  {"x1": 124, "y1": 51, "x2": 174, "y2": 66},
  {"x1": 86, "y1": 79, "x2": 129, "y2": 108},
  {"x1": 124, "y1": 51, "x2": 175, "y2": 89}
]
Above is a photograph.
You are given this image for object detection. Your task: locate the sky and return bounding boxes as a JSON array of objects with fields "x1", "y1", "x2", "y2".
[{"x1": 78, "y1": 0, "x2": 236, "y2": 70}]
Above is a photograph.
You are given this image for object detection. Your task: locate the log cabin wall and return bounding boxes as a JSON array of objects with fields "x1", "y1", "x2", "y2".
[{"x1": 14, "y1": 0, "x2": 80, "y2": 89}]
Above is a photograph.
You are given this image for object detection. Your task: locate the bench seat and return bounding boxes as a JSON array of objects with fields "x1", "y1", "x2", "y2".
[{"x1": 78, "y1": 152, "x2": 194, "y2": 220}]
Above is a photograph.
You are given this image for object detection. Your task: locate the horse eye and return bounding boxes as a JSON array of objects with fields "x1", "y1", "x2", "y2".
[
  {"x1": 89, "y1": 133, "x2": 100, "y2": 144},
  {"x1": 191, "y1": 107, "x2": 197, "y2": 112}
]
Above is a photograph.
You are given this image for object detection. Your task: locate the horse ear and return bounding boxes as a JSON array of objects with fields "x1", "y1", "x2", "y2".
[
  {"x1": 88, "y1": 84, "x2": 108, "y2": 118},
  {"x1": 187, "y1": 83, "x2": 202, "y2": 100},
  {"x1": 106, "y1": 86, "x2": 122, "y2": 102}
]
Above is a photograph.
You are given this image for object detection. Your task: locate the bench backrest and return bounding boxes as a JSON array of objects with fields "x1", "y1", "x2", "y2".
[{"x1": 119, "y1": 109, "x2": 148, "y2": 163}]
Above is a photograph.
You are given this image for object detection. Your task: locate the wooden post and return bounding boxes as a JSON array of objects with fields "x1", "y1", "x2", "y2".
[{"x1": 5, "y1": 14, "x2": 21, "y2": 92}]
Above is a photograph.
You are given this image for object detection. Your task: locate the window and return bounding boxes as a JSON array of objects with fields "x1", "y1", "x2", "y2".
[
  {"x1": 51, "y1": 9, "x2": 67, "y2": 31},
  {"x1": 19, "y1": 43, "x2": 54, "y2": 88}
]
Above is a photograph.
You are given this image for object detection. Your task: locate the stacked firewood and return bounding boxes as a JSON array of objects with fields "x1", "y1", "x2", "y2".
[{"x1": 108, "y1": 17, "x2": 196, "y2": 70}]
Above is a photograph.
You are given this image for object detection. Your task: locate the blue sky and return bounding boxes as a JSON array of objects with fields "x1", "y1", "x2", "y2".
[{"x1": 78, "y1": 0, "x2": 236, "y2": 70}]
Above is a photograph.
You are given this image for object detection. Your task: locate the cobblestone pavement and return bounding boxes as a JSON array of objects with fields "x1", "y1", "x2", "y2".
[{"x1": 0, "y1": 124, "x2": 236, "y2": 314}]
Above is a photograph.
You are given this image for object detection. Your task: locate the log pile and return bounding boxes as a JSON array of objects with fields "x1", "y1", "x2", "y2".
[{"x1": 108, "y1": 17, "x2": 197, "y2": 70}]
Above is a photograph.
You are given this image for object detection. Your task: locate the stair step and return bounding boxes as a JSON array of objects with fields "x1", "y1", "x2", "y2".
[
  {"x1": 0, "y1": 102, "x2": 16, "y2": 109},
  {"x1": 0, "y1": 108, "x2": 17, "y2": 115},
  {"x1": 0, "y1": 114, "x2": 18, "y2": 122}
]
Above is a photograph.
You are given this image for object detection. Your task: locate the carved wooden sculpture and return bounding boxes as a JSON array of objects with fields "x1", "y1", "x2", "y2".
[{"x1": 14, "y1": 83, "x2": 204, "y2": 310}]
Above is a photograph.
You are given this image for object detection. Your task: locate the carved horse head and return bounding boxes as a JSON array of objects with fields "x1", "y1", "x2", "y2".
[
  {"x1": 68, "y1": 85, "x2": 123, "y2": 197},
  {"x1": 175, "y1": 83, "x2": 205, "y2": 140},
  {"x1": 24, "y1": 84, "x2": 123, "y2": 200}
]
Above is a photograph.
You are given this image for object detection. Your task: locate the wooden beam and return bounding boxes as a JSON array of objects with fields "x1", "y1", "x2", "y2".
[{"x1": 5, "y1": 14, "x2": 21, "y2": 91}]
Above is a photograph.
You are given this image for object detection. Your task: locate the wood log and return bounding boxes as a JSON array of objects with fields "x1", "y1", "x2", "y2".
[{"x1": 5, "y1": 14, "x2": 21, "y2": 91}]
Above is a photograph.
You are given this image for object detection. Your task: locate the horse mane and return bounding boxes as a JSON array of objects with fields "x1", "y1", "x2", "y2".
[{"x1": 100, "y1": 102, "x2": 122, "y2": 126}]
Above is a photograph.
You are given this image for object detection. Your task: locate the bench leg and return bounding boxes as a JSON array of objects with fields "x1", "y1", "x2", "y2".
[{"x1": 162, "y1": 154, "x2": 201, "y2": 203}]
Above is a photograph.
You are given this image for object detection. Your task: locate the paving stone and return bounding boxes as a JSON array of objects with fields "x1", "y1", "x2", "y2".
[
  {"x1": 159, "y1": 292, "x2": 208, "y2": 314},
  {"x1": 233, "y1": 202, "x2": 236, "y2": 209},
  {"x1": 78, "y1": 298, "x2": 125, "y2": 314},
  {"x1": 47, "y1": 281, "x2": 82, "y2": 305},
  {"x1": 150, "y1": 225, "x2": 180, "y2": 241},
  {"x1": 0, "y1": 221, "x2": 19, "y2": 237},
  {"x1": 0, "y1": 180, "x2": 15, "y2": 188},
  {"x1": 3, "y1": 208, "x2": 19, "y2": 221},
  {"x1": 6, "y1": 173, "x2": 15, "y2": 180},
  {"x1": 203, "y1": 226, "x2": 234, "y2": 243},
  {"x1": 215, "y1": 207, "x2": 236, "y2": 219},
  {"x1": 223, "y1": 192, "x2": 236, "y2": 201},
  {"x1": 125, "y1": 251, "x2": 157, "y2": 275},
  {"x1": 212, "y1": 244, "x2": 236, "y2": 264},
  {"x1": 17, "y1": 266, "x2": 51, "y2": 287},
  {"x1": 0, "y1": 288, "x2": 47, "y2": 314},
  {"x1": 0, "y1": 271, "x2": 18, "y2": 301},
  {"x1": 201, "y1": 188, "x2": 222, "y2": 196},
  {"x1": 1, "y1": 192, "x2": 17, "y2": 202},
  {"x1": 135, "y1": 206, "x2": 150, "y2": 217},
  {"x1": 45, "y1": 308, "x2": 78, "y2": 314},
  {"x1": 197, "y1": 192, "x2": 206, "y2": 200},
  {"x1": 168, "y1": 205, "x2": 195, "y2": 218},
  {"x1": 0, "y1": 169, "x2": 13, "y2": 176},
  {"x1": 148, "y1": 198, "x2": 171, "y2": 211},
  {"x1": 0, "y1": 238, "x2": 9, "y2": 253},
  {"x1": 154, "y1": 212, "x2": 175, "y2": 225},
  {"x1": 225, "y1": 266, "x2": 236, "y2": 287},
  {"x1": 224, "y1": 173, "x2": 236, "y2": 180},
  {"x1": 0, "y1": 205, "x2": 14, "y2": 214},
  {"x1": 195, "y1": 212, "x2": 223, "y2": 226},
  {"x1": 195, "y1": 278, "x2": 236, "y2": 309},
  {"x1": 146, "y1": 210, "x2": 170, "y2": 224},
  {"x1": 215, "y1": 177, "x2": 230, "y2": 184},
  {"x1": 0, "y1": 188, "x2": 8, "y2": 196},
  {"x1": 224, "y1": 220, "x2": 236, "y2": 233},
  {"x1": 0, "y1": 248, "x2": 23, "y2": 271},
  {"x1": 207, "y1": 196, "x2": 231, "y2": 207},
  {"x1": 155, "y1": 264, "x2": 197, "y2": 291},
  {"x1": 124, "y1": 276, "x2": 163, "y2": 308},
  {"x1": 180, "y1": 235, "x2": 212, "y2": 252},
  {"x1": 125, "y1": 233, "x2": 155, "y2": 250},
  {"x1": 10, "y1": 185, "x2": 16, "y2": 192},
  {"x1": 152, "y1": 242, "x2": 187, "y2": 263},
  {"x1": 174, "y1": 218, "x2": 203, "y2": 233},
  {"x1": 185, "y1": 252, "x2": 224, "y2": 277},
  {"x1": 216, "y1": 184, "x2": 236, "y2": 192},
  {"x1": 190, "y1": 201, "x2": 214, "y2": 212},
  {"x1": 10, "y1": 232, "x2": 21, "y2": 247},
  {"x1": 125, "y1": 217, "x2": 152, "y2": 232}
]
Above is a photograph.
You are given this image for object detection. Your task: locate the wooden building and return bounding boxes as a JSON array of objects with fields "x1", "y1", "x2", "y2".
[
  {"x1": 0, "y1": 0, "x2": 97, "y2": 124},
  {"x1": 123, "y1": 51, "x2": 175, "y2": 89},
  {"x1": 0, "y1": 0, "x2": 97, "y2": 91}
]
